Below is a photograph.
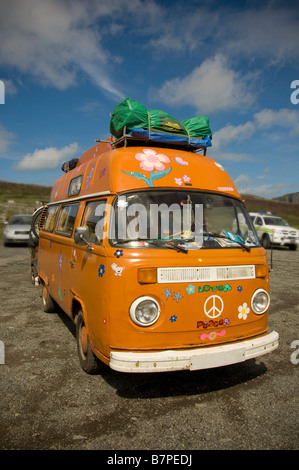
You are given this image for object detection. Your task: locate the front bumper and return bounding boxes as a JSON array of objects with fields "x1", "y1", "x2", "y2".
[
  {"x1": 109, "y1": 330, "x2": 279, "y2": 373},
  {"x1": 3, "y1": 236, "x2": 30, "y2": 244},
  {"x1": 273, "y1": 236, "x2": 298, "y2": 246}
]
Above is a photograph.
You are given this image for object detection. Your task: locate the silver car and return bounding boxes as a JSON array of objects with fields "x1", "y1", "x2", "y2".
[{"x1": 3, "y1": 214, "x2": 33, "y2": 246}]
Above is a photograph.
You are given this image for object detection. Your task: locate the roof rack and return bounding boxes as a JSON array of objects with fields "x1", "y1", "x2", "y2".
[{"x1": 96, "y1": 127, "x2": 208, "y2": 155}]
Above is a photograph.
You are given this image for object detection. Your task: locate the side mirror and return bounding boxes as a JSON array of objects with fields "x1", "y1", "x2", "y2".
[{"x1": 74, "y1": 226, "x2": 93, "y2": 248}]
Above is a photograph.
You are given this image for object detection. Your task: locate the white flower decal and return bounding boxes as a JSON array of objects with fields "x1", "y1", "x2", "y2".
[{"x1": 238, "y1": 302, "x2": 250, "y2": 320}]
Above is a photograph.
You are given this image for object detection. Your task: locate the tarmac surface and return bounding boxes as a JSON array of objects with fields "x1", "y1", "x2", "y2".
[{"x1": 0, "y1": 243, "x2": 298, "y2": 451}]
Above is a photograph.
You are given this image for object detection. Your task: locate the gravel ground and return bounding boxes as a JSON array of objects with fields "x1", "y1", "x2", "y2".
[{"x1": 0, "y1": 243, "x2": 298, "y2": 452}]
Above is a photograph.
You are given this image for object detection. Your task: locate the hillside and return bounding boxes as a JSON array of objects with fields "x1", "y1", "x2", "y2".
[
  {"x1": 241, "y1": 193, "x2": 299, "y2": 228},
  {"x1": 0, "y1": 181, "x2": 299, "y2": 230},
  {"x1": 272, "y1": 192, "x2": 299, "y2": 204},
  {"x1": 0, "y1": 180, "x2": 51, "y2": 225}
]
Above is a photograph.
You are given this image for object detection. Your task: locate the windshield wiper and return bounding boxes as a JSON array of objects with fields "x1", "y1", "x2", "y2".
[
  {"x1": 204, "y1": 231, "x2": 251, "y2": 252},
  {"x1": 150, "y1": 239, "x2": 188, "y2": 253},
  {"x1": 115, "y1": 238, "x2": 188, "y2": 253}
]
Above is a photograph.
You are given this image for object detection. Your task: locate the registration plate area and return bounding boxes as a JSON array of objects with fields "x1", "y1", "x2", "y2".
[{"x1": 190, "y1": 347, "x2": 246, "y2": 370}]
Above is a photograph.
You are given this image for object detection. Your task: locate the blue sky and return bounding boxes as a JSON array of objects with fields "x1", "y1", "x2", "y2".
[{"x1": 0, "y1": 0, "x2": 298, "y2": 198}]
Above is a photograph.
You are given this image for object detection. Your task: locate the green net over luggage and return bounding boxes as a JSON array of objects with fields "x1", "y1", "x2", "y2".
[
  {"x1": 109, "y1": 98, "x2": 212, "y2": 148},
  {"x1": 110, "y1": 98, "x2": 148, "y2": 138},
  {"x1": 146, "y1": 110, "x2": 187, "y2": 135},
  {"x1": 182, "y1": 116, "x2": 212, "y2": 139}
]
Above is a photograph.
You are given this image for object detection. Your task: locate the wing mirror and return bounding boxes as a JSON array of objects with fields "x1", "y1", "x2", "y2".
[{"x1": 74, "y1": 227, "x2": 94, "y2": 250}]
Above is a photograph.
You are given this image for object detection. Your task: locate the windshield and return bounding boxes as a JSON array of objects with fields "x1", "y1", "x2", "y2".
[
  {"x1": 110, "y1": 190, "x2": 259, "y2": 250},
  {"x1": 264, "y1": 217, "x2": 289, "y2": 227},
  {"x1": 9, "y1": 215, "x2": 32, "y2": 225}
]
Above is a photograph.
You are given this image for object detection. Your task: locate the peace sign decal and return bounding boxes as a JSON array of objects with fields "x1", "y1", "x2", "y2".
[{"x1": 204, "y1": 295, "x2": 224, "y2": 319}]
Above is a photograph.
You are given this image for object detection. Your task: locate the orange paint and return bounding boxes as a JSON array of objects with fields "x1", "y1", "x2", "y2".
[{"x1": 37, "y1": 140, "x2": 278, "y2": 373}]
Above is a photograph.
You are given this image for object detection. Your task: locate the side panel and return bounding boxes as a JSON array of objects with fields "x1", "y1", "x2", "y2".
[{"x1": 70, "y1": 244, "x2": 108, "y2": 357}]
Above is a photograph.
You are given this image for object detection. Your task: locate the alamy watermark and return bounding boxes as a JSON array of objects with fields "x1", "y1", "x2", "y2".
[
  {"x1": 290, "y1": 340, "x2": 299, "y2": 365},
  {"x1": 94, "y1": 202, "x2": 204, "y2": 246},
  {"x1": 0, "y1": 80, "x2": 4, "y2": 104},
  {"x1": 290, "y1": 80, "x2": 299, "y2": 105}
]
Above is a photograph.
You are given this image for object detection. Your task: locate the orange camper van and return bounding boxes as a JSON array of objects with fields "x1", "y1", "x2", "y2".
[{"x1": 35, "y1": 135, "x2": 278, "y2": 374}]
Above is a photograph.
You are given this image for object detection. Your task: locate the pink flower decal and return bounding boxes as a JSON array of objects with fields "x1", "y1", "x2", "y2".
[
  {"x1": 174, "y1": 177, "x2": 183, "y2": 185},
  {"x1": 182, "y1": 174, "x2": 191, "y2": 183},
  {"x1": 135, "y1": 149, "x2": 170, "y2": 172},
  {"x1": 175, "y1": 156, "x2": 188, "y2": 166}
]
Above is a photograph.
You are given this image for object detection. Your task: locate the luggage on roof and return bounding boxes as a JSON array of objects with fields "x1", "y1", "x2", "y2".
[{"x1": 109, "y1": 98, "x2": 212, "y2": 151}]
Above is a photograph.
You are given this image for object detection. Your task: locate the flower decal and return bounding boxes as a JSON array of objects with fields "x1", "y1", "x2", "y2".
[
  {"x1": 114, "y1": 249, "x2": 123, "y2": 258},
  {"x1": 174, "y1": 177, "x2": 183, "y2": 186},
  {"x1": 238, "y1": 302, "x2": 250, "y2": 320},
  {"x1": 98, "y1": 265, "x2": 105, "y2": 277},
  {"x1": 122, "y1": 150, "x2": 172, "y2": 187},
  {"x1": 135, "y1": 149, "x2": 170, "y2": 172},
  {"x1": 182, "y1": 175, "x2": 191, "y2": 183},
  {"x1": 170, "y1": 315, "x2": 177, "y2": 323},
  {"x1": 175, "y1": 156, "x2": 188, "y2": 166},
  {"x1": 186, "y1": 284, "x2": 195, "y2": 295},
  {"x1": 163, "y1": 288, "x2": 172, "y2": 300}
]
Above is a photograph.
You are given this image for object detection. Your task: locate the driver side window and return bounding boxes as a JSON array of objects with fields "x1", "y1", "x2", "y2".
[{"x1": 81, "y1": 200, "x2": 106, "y2": 244}]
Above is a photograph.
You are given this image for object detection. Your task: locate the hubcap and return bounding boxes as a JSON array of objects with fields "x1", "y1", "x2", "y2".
[{"x1": 80, "y1": 325, "x2": 88, "y2": 355}]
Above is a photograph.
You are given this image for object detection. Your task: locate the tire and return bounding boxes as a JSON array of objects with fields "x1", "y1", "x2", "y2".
[
  {"x1": 289, "y1": 244, "x2": 297, "y2": 251},
  {"x1": 76, "y1": 310, "x2": 100, "y2": 374},
  {"x1": 42, "y1": 284, "x2": 56, "y2": 313},
  {"x1": 262, "y1": 234, "x2": 271, "y2": 249},
  {"x1": 31, "y1": 206, "x2": 45, "y2": 239}
]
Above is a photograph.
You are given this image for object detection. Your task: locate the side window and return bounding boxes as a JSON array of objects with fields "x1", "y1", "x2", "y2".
[
  {"x1": 68, "y1": 175, "x2": 83, "y2": 196},
  {"x1": 42, "y1": 205, "x2": 59, "y2": 232},
  {"x1": 55, "y1": 204, "x2": 79, "y2": 237},
  {"x1": 256, "y1": 217, "x2": 263, "y2": 226},
  {"x1": 81, "y1": 200, "x2": 106, "y2": 244}
]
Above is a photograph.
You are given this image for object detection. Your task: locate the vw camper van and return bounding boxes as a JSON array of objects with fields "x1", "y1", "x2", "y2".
[{"x1": 35, "y1": 136, "x2": 278, "y2": 374}]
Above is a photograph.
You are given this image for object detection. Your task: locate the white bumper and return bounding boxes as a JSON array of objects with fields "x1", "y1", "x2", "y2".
[{"x1": 109, "y1": 331, "x2": 279, "y2": 373}]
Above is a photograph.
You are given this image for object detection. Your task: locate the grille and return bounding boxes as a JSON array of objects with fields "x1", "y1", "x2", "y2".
[{"x1": 157, "y1": 265, "x2": 255, "y2": 284}]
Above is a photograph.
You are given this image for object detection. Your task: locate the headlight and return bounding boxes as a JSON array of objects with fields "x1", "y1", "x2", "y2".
[
  {"x1": 251, "y1": 289, "x2": 270, "y2": 314},
  {"x1": 130, "y1": 296, "x2": 160, "y2": 327}
]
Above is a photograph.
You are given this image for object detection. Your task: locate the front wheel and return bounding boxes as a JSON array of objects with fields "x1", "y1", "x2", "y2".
[
  {"x1": 76, "y1": 310, "x2": 100, "y2": 374},
  {"x1": 42, "y1": 284, "x2": 56, "y2": 313},
  {"x1": 262, "y1": 234, "x2": 271, "y2": 249}
]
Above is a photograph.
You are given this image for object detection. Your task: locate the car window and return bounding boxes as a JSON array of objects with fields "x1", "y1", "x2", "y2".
[
  {"x1": 256, "y1": 217, "x2": 263, "y2": 226},
  {"x1": 81, "y1": 200, "x2": 106, "y2": 244},
  {"x1": 10, "y1": 215, "x2": 32, "y2": 225},
  {"x1": 264, "y1": 217, "x2": 289, "y2": 226},
  {"x1": 55, "y1": 204, "x2": 79, "y2": 236},
  {"x1": 42, "y1": 205, "x2": 59, "y2": 232}
]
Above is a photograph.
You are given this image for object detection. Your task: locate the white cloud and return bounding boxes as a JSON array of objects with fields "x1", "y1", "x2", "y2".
[
  {"x1": 212, "y1": 122, "x2": 255, "y2": 150},
  {"x1": 16, "y1": 142, "x2": 79, "y2": 170},
  {"x1": 147, "y1": 3, "x2": 299, "y2": 67},
  {"x1": 0, "y1": 0, "x2": 126, "y2": 98},
  {"x1": 234, "y1": 174, "x2": 250, "y2": 187},
  {"x1": 254, "y1": 108, "x2": 298, "y2": 129},
  {"x1": 155, "y1": 55, "x2": 255, "y2": 114},
  {"x1": 212, "y1": 108, "x2": 299, "y2": 151},
  {"x1": 0, "y1": 125, "x2": 15, "y2": 154}
]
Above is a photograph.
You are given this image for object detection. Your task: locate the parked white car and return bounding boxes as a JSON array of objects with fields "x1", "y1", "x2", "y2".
[
  {"x1": 3, "y1": 214, "x2": 33, "y2": 246},
  {"x1": 249, "y1": 212, "x2": 299, "y2": 250}
]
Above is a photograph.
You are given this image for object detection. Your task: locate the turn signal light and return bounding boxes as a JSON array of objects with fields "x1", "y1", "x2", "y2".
[
  {"x1": 138, "y1": 268, "x2": 157, "y2": 284},
  {"x1": 255, "y1": 264, "x2": 267, "y2": 278}
]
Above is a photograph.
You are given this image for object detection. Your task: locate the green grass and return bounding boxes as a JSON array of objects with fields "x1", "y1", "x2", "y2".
[{"x1": 0, "y1": 180, "x2": 51, "y2": 205}]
